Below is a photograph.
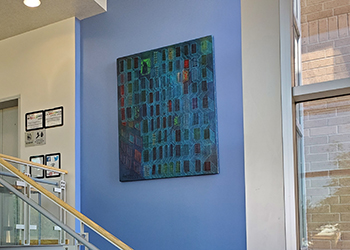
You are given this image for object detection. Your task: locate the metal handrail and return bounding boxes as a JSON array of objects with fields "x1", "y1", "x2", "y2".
[
  {"x1": 0, "y1": 177, "x2": 98, "y2": 250},
  {"x1": 0, "y1": 153, "x2": 67, "y2": 174},
  {"x1": 0, "y1": 156, "x2": 133, "y2": 250},
  {"x1": 0, "y1": 170, "x2": 57, "y2": 186}
]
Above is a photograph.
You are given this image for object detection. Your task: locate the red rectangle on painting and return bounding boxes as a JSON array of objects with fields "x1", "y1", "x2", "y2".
[
  {"x1": 134, "y1": 149, "x2": 141, "y2": 162},
  {"x1": 121, "y1": 108, "x2": 125, "y2": 120},
  {"x1": 204, "y1": 161, "x2": 211, "y2": 171},
  {"x1": 119, "y1": 85, "x2": 125, "y2": 95},
  {"x1": 184, "y1": 59, "x2": 189, "y2": 69}
]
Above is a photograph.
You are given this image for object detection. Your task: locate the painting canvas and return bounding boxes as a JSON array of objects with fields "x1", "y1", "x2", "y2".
[{"x1": 117, "y1": 35, "x2": 219, "y2": 181}]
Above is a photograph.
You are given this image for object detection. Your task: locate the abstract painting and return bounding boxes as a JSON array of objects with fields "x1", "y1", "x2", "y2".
[{"x1": 117, "y1": 36, "x2": 219, "y2": 181}]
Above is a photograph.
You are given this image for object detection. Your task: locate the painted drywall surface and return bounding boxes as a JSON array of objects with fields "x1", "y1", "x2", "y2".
[
  {"x1": 241, "y1": 0, "x2": 287, "y2": 249},
  {"x1": 80, "y1": 0, "x2": 245, "y2": 249},
  {"x1": 0, "y1": 18, "x2": 77, "y2": 221}
]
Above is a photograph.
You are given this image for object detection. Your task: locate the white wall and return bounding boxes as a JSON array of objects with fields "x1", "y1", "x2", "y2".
[
  {"x1": 242, "y1": 0, "x2": 291, "y2": 249},
  {"x1": 0, "y1": 18, "x2": 77, "y2": 211}
]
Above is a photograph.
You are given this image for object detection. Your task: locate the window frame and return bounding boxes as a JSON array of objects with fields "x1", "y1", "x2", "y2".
[{"x1": 286, "y1": 0, "x2": 350, "y2": 249}]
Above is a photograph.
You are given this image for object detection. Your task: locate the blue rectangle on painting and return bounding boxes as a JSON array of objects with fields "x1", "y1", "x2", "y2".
[{"x1": 117, "y1": 35, "x2": 219, "y2": 182}]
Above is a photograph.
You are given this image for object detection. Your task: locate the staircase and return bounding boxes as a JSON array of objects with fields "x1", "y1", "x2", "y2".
[{"x1": 0, "y1": 154, "x2": 133, "y2": 250}]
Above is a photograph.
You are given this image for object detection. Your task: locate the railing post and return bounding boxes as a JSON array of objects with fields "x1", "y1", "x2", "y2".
[
  {"x1": 59, "y1": 174, "x2": 67, "y2": 245},
  {"x1": 38, "y1": 192, "x2": 42, "y2": 245},
  {"x1": 78, "y1": 221, "x2": 84, "y2": 248},
  {"x1": 23, "y1": 164, "x2": 31, "y2": 245}
]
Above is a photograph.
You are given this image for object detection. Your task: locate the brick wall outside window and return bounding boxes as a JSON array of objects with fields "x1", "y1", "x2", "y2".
[
  {"x1": 302, "y1": 96, "x2": 350, "y2": 249},
  {"x1": 301, "y1": 3, "x2": 350, "y2": 248},
  {"x1": 301, "y1": 0, "x2": 350, "y2": 85}
]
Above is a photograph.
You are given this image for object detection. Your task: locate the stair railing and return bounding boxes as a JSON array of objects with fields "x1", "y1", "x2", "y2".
[
  {"x1": 0, "y1": 153, "x2": 68, "y2": 246},
  {"x1": 0, "y1": 154, "x2": 133, "y2": 250}
]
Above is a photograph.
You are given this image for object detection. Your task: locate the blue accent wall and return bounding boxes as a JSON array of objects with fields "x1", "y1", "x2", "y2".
[{"x1": 80, "y1": 0, "x2": 245, "y2": 249}]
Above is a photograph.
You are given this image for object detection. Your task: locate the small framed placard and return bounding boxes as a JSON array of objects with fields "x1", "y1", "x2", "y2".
[
  {"x1": 25, "y1": 129, "x2": 46, "y2": 147},
  {"x1": 45, "y1": 106, "x2": 63, "y2": 129},
  {"x1": 29, "y1": 155, "x2": 45, "y2": 179},
  {"x1": 25, "y1": 111, "x2": 44, "y2": 131},
  {"x1": 45, "y1": 153, "x2": 61, "y2": 178}
]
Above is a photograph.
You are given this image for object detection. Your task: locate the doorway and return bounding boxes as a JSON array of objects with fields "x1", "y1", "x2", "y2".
[{"x1": 0, "y1": 99, "x2": 18, "y2": 157}]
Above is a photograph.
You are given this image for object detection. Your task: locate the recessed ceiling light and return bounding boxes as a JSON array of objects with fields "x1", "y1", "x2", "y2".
[{"x1": 23, "y1": 0, "x2": 41, "y2": 8}]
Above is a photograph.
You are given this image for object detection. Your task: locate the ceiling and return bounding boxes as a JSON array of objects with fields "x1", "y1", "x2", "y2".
[{"x1": 0, "y1": 0, "x2": 106, "y2": 41}]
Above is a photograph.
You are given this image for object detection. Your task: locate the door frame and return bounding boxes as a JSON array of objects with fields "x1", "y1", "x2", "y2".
[{"x1": 0, "y1": 95, "x2": 21, "y2": 158}]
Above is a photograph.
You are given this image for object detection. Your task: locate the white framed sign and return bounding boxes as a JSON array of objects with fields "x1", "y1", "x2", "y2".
[
  {"x1": 45, "y1": 153, "x2": 61, "y2": 178},
  {"x1": 45, "y1": 106, "x2": 63, "y2": 128},
  {"x1": 29, "y1": 155, "x2": 45, "y2": 179},
  {"x1": 25, "y1": 111, "x2": 44, "y2": 131}
]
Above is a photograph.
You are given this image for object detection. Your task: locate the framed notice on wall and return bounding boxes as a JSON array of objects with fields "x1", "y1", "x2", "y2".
[
  {"x1": 45, "y1": 106, "x2": 63, "y2": 129},
  {"x1": 45, "y1": 153, "x2": 61, "y2": 178},
  {"x1": 29, "y1": 155, "x2": 45, "y2": 179},
  {"x1": 25, "y1": 111, "x2": 44, "y2": 131}
]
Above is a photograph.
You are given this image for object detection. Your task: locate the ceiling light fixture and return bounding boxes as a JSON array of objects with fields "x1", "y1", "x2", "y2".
[{"x1": 23, "y1": 0, "x2": 41, "y2": 8}]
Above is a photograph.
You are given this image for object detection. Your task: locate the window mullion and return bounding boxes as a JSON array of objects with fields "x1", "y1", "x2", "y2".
[{"x1": 293, "y1": 78, "x2": 350, "y2": 103}]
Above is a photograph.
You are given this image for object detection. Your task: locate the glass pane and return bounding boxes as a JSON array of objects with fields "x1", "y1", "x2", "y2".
[
  {"x1": 0, "y1": 160, "x2": 94, "y2": 248},
  {"x1": 298, "y1": 95, "x2": 350, "y2": 249},
  {"x1": 0, "y1": 183, "x2": 23, "y2": 246},
  {"x1": 300, "y1": 2, "x2": 350, "y2": 85},
  {"x1": 0, "y1": 163, "x2": 69, "y2": 247},
  {"x1": 30, "y1": 192, "x2": 61, "y2": 245},
  {"x1": 0, "y1": 184, "x2": 75, "y2": 247},
  {"x1": 298, "y1": 131, "x2": 308, "y2": 249}
]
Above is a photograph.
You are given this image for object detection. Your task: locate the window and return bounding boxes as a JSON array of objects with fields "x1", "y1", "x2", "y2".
[
  {"x1": 295, "y1": 95, "x2": 350, "y2": 250},
  {"x1": 299, "y1": 0, "x2": 350, "y2": 86},
  {"x1": 293, "y1": 1, "x2": 350, "y2": 249}
]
